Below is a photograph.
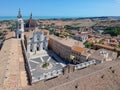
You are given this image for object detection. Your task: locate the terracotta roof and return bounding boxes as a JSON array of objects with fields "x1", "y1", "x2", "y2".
[
  {"x1": 109, "y1": 42, "x2": 119, "y2": 45},
  {"x1": 94, "y1": 44, "x2": 114, "y2": 50},
  {"x1": 61, "y1": 32, "x2": 68, "y2": 35},
  {"x1": 42, "y1": 30, "x2": 49, "y2": 35},
  {"x1": 72, "y1": 46, "x2": 85, "y2": 53},
  {"x1": 87, "y1": 38, "x2": 95, "y2": 42},
  {"x1": 49, "y1": 35, "x2": 84, "y2": 48},
  {"x1": 116, "y1": 48, "x2": 120, "y2": 52},
  {"x1": 75, "y1": 33, "x2": 88, "y2": 37}
]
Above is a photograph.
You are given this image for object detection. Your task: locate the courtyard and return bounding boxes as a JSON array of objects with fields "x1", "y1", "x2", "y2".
[{"x1": 28, "y1": 50, "x2": 66, "y2": 83}]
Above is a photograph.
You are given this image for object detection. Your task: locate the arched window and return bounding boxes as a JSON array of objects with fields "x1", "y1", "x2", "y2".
[
  {"x1": 19, "y1": 24, "x2": 21, "y2": 29},
  {"x1": 19, "y1": 34, "x2": 21, "y2": 38},
  {"x1": 30, "y1": 44, "x2": 32, "y2": 52},
  {"x1": 37, "y1": 43, "x2": 39, "y2": 51},
  {"x1": 37, "y1": 35, "x2": 40, "y2": 41}
]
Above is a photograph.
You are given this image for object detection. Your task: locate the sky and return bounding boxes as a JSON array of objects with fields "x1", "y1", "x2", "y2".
[{"x1": 0, "y1": 0, "x2": 120, "y2": 17}]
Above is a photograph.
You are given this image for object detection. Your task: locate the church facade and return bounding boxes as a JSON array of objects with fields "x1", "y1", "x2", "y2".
[{"x1": 27, "y1": 31, "x2": 49, "y2": 53}]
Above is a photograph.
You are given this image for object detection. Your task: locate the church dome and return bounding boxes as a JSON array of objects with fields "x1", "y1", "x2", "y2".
[{"x1": 25, "y1": 13, "x2": 38, "y2": 29}]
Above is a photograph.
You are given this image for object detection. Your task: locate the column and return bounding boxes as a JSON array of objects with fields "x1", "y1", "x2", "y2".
[
  {"x1": 32, "y1": 43, "x2": 37, "y2": 52},
  {"x1": 44, "y1": 41, "x2": 48, "y2": 50},
  {"x1": 16, "y1": 33, "x2": 18, "y2": 38},
  {"x1": 21, "y1": 33, "x2": 24, "y2": 40},
  {"x1": 27, "y1": 44, "x2": 30, "y2": 53},
  {"x1": 39, "y1": 33, "x2": 44, "y2": 51},
  {"x1": 39, "y1": 41, "x2": 43, "y2": 50}
]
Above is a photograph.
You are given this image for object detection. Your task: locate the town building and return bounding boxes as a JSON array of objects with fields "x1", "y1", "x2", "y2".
[
  {"x1": 49, "y1": 35, "x2": 85, "y2": 64},
  {"x1": 73, "y1": 33, "x2": 88, "y2": 43},
  {"x1": 88, "y1": 49, "x2": 117, "y2": 63},
  {"x1": 80, "y1": 49, "x2": 96, "y2": 62}
]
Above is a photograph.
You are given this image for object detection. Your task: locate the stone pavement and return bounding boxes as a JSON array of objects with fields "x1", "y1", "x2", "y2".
[
  {"x1": 18, "y1": 40, "x2": 28, "y2": 88},
  {"x1": 3, "y1": 39, "x2": 21, "y2": 90},
  {"x1": 0, "y1": 32, "x2": 27, "y2": 90}
]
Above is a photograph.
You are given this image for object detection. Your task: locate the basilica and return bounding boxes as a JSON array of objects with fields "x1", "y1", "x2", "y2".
[{"x1": 15, "y1": 9, "x2": 49, "y2": 53}]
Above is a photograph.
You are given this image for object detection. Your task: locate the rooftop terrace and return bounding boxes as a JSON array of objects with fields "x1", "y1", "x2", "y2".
[
  {"x1": 0, "y1": 32, "x2": 27, "y2": 90},
  {"x1": 49, "y1": 35, "x2": 84, "y2": 48}
]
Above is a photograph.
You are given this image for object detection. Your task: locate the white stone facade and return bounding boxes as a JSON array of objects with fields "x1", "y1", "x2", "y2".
[
  {"x1": 16, "y1": 9, "x2": 24, "y2": 40},
  {"x1": 27, "y1": 31, "x2": 49, "y2": 53}
]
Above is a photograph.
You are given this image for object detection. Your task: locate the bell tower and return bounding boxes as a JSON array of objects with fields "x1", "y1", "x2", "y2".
[{"x1": 16, "y1": 8, "x2": 24, "y2": 40}]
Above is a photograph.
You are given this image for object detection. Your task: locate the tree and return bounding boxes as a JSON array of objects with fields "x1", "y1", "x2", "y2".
[
  {"x1": 103, "y1": 27, "x2": 120, "y2": 36},
  {"x1": 49, "y1": 30, "x2": 54, "y2": 35},
  {"x1": 98, "y1": 40, "x2": 103, "y2": 44},
  {"x1": 84, "y1": 42, "x2": 94, "y2": 49},
  {"x1": 116, "y1": 44, "x2": 120, "y2": 48},
  {"x1": 42, "y1": 62, "x2": 49, "y2": 68},
  {"x1": 54, "y1": 32, "x2": 60, "y2": 36}
]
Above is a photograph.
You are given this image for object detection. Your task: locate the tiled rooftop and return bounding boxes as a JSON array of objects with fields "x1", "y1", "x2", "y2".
[
  {"x1": 89, "y1": 49, "x2": 117, "y2": 61},
  {"x1": 49, "y1": 35, "x2": 84, "y2": 48},
  {"x1": 72, "y1": 46, "x2": 86, "y2": 53}
]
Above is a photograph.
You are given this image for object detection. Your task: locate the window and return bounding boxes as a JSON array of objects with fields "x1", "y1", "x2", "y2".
[
  {"x1": 30, "y1": 49, "x2": 32, "y2": 52},
  {"x1": 37, "y1": 38, "x2": 39, "y2": 40},
  {"x1": 19, "y1": 24, "x2": 21, "y2": 29},
  {"x1": 37, "y1": 35, "x2": 39, "y2": 40},
  {"x1": 19, "y1": 34, "x2": 21, "y2": 38}
]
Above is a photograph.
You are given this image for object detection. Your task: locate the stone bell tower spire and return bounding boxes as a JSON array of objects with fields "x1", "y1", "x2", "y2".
[
  {"x1": 17, "y1": 8, "x2": 22, "y2": 18},
  {"x1": 30, "y1": 12, "x2": 32, "y2": 19},
  {"x1": 15, "y1": 8, "x2": 24, "y2": 40}
]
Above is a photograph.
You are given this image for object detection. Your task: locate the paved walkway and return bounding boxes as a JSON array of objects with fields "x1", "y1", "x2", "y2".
[
  {"x1": 48, "y1": 50, "x2": 66, "y2": 67},
  {"x1": 3, "y1": 38, "x2": 22, "y2": 90},
  {"x1": 18, "y1": 40, "x2": 28, "y2": 88},
  {"x1": 0, "y1": 36, "x2": 12, "y2": 90},
  {"x1": 0, "y1": 32, "x2": 28, "y2": 90}
]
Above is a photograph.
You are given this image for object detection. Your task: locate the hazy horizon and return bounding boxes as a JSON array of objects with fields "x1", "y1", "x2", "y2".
[
  {"x1": 0, "y1": 15, "x2": 120, "y2": 20},
  {"x1": 0, "y1": 0, "x2": 120, "y2": 17}
]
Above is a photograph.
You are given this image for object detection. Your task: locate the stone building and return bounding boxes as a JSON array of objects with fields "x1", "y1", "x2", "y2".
[
  {"x1": 15, "y1": 9, "x2": 24, "y2": 40},
  {"x1": 25, "y1": 30, "x2": 49, "y2": 53},
  {"x1": 73, "y1": 33, "x2": 88, "y2": 43},
  {"x1": 88, "y1": 49, "x2": 117, "y2": 63},
  {"x1": 15, "y1": 9, "x2": 48, "y2": 53},
  {"x1": 49, "y1": 35, "x2": 85, "y2": 64},
  {"x1": 25, "y1": 13, "x2": 38, "y2": 31}
]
